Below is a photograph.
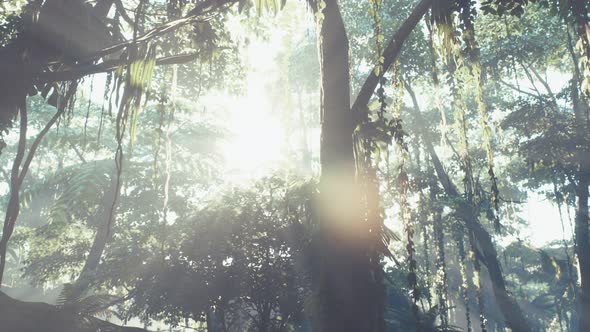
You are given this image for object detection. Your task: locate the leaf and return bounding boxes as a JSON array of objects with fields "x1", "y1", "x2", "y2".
[{"x1": 238, "y1": 0, "x2": 249, "y2": 12}]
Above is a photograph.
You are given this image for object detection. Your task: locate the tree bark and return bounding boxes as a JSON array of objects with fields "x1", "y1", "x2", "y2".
[
  {"x1": 315, "y1": 1, "x2": 372, "y2": 331},
  {"x1": 570, "y1": 2, "x2": 590, "y2": 326},
  {"x1": 313, "y1": 1, "x2": 434, "y2": 330}
]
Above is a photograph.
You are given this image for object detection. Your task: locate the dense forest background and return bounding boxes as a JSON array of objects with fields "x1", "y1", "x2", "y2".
[{"x1": 0, "y1": 0, "x2": 589, "y2": 331}]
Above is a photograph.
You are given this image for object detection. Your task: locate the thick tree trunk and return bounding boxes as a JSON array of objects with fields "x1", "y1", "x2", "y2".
[
  {"x1": 315, "y1": 0, "x2": 373, "y2": 331},
  {"x1": 559, "y1": 6, "x2": 590, "y2": 328},
  {"x1": 312, "y1": 1, "x2": 434, "y2": 330}
]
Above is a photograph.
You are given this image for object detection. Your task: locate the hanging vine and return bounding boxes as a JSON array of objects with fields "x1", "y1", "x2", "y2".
[
  {"x1": 352, "y1": 53, "x2": 412, "y2": 330},
  {"x1": 362, "y1": 62, "x2": 421, "y2": 325},
  {"x1": 369, "y1": 0, "x2": 385, "y2": 76},
  {"x1": 455, "y1": 227, "x2": 472, "y2": 332},
  {"x1": 160, "y1": 64, "x2": 177, "y2": 259},
  {"x1": 353, "y1": 76, "x2": 396, "y2": 332},
  {"x1": 433, "y1": 0, "x2": 500, "y2": 229},
  {"x1": 387, "y1": 65, "x2": 421, "y2": 321},
  {"x1": 105, "y1": 0, "x2": 157, "y2": 238},
  {"x1": 458, "y1": 0, "x2": 500, "y2": 229},
  {"x1": 426, "y1": 16, "x2": 448, "y2": 145},
  {"x1": 416, "y1": 146, "x2": 433, "y2": 310}
]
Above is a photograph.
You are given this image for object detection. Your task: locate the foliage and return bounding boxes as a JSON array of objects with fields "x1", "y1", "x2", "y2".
[{"x1": 125, "y1": 176, "x2": 313, "y2": 330}]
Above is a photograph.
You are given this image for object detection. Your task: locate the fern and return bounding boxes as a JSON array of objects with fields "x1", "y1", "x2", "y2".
[{"x1": 57, "y1": 283, "x2": 113, "y2": 321}]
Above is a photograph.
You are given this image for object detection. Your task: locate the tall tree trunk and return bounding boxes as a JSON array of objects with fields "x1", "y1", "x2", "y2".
[
  {"x1": 315, "y1": 0, "x2": 371, "y2": 331},
  {"x1": 406, "y1": 84, "x2": 532, "y2": 332},
  {"x1": 312, "y1": 1, "x2": 432, "y2": 330},
  {"x1": 571, "y1": 3, "x2": 590, "y2": 330},
  {"x1": 74, "y1": 176, "x2": 118, "y2": 294},
  {"x1": 459, "y1": 203, "x2": 531, "y2": 332}
]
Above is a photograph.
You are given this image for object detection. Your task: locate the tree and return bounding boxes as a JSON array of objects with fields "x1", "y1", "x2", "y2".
[{"x1": 311, "y1": 0, "x2": 433, "y2": 330}]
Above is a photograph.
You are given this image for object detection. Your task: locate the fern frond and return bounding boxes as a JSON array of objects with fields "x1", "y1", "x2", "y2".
[{"x1": 56, "y1": 283, "x2": 83, "y2": 307}]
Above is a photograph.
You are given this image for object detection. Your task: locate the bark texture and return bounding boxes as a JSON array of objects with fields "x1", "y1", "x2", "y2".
[{"x1": 316, "y1": 1, "x2": 371, "y2": 331}]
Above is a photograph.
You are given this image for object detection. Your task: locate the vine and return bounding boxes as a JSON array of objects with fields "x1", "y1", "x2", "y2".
[
  {"x1": 458, "y1": 0, "x2": 500, "y2": 229},
  {"x1": 384, "y1": 65, "x2": 422, "y2": 326},
  {"x1": 369, "y1": 0, "x2": 385, "y2": 76},
  {"x1": 433, "y1": 0, "x2": 500, "y2": 229},
  {"x1": 105, "y1": 0, "x2": 156, "y2": 238},
  {"x1": 426, "y1": 16, "x2": 448, "y2": 144},
  {"x1": 160, "y1": 64, "x2": 177, "y2": 259},
  {"x1": 455, "y1": 228, "x2": 472, "y2": 332}
]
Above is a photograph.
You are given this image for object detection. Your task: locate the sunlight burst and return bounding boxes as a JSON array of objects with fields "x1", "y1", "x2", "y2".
[{"x1": 219, "y1": 38, "x2": 287, "y2": 183}]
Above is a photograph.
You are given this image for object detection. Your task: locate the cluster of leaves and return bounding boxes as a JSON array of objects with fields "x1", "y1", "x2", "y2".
[
  {"x1": 0, "y1": 1, "x2": 24, "y2": 47},
  {"x1": 481, "y1": 0, "x2": 535, "y2": 17},
  {"x1": 124, "y1": 176, "x2": 314, "y2": 330}
]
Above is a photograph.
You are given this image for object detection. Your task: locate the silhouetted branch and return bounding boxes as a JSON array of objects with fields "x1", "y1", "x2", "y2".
[
  {"x1": 352, "y1": 0, "x2": 433, "y2": 117},
  {"x1": 35, "y1": 53, "x2": 199, "y2": 83}
]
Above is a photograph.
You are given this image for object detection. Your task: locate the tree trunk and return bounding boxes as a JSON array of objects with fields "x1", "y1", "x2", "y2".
[
  {"x1": 73, "y1": 175, "x2": 118, "y2": 294},
  {"x1": 315, "y1": 0, "x2": 372, "y2": 331},
  {"x1": 206, "y1": 306, "x2": 227, "y2": 332},
  {"x1": 558, "y1": 9, "x2": 590, "y2": 329},
  {"x1": 0, "y1": 100, "x2": 28, "y2": 286},
  {"x1": 459, "y1": 204, "x2": 531, "y2": 332},
  {"x1": 406, "y1": 85, "x2": 532, "y2": 332},
  {"x1": 312, "y1": 1, "x2": 434, "y2": 330}
]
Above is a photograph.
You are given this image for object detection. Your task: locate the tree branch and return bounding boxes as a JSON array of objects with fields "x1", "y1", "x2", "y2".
[
  {"x1": 351, "y1": 0, "x2": 433, "y2": 116},
  {"x1": 18, "y1": 84, "x2": 76, "y2": 187},
  {"x1": 496, "y1": 78, "x2": 547, "y2": 101},
  {"x1": 404, "y1": 80, "x2": 459, "y2": 196},
  {"x1": 526, "y1": 63, "x2": 558, "y2": 106},
  {"x1": 114, "y1": 0, "x2": 134, "y2": 26},
  {"x1": 78, "y1": 0, "x2": 236, "y2": 63},
  {"x1": 35, "y1": 53, "x2": 199, "y2": 84}
]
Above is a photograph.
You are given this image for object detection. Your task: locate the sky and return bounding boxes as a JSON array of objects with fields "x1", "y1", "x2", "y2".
[{"x1": 520, "y1": 192, "x2": 574, "y2": 247}]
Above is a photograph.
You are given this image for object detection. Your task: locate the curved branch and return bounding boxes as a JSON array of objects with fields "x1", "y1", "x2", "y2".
[
  {"x1": 0, "y1": 100, "x2": 27, "y2": 285},
  {"x1": 351, "y1": 0, "x2": 433, "y2": 116},
  {"x1": 405, "y1": 81, "x2": 532, "y2": 332},
  {"x1": 78, "y1": 0, "x2": 236, "y2": 63},
  {"x1": 18, "y1": 85, "x2": 76, "y2": 187}
]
